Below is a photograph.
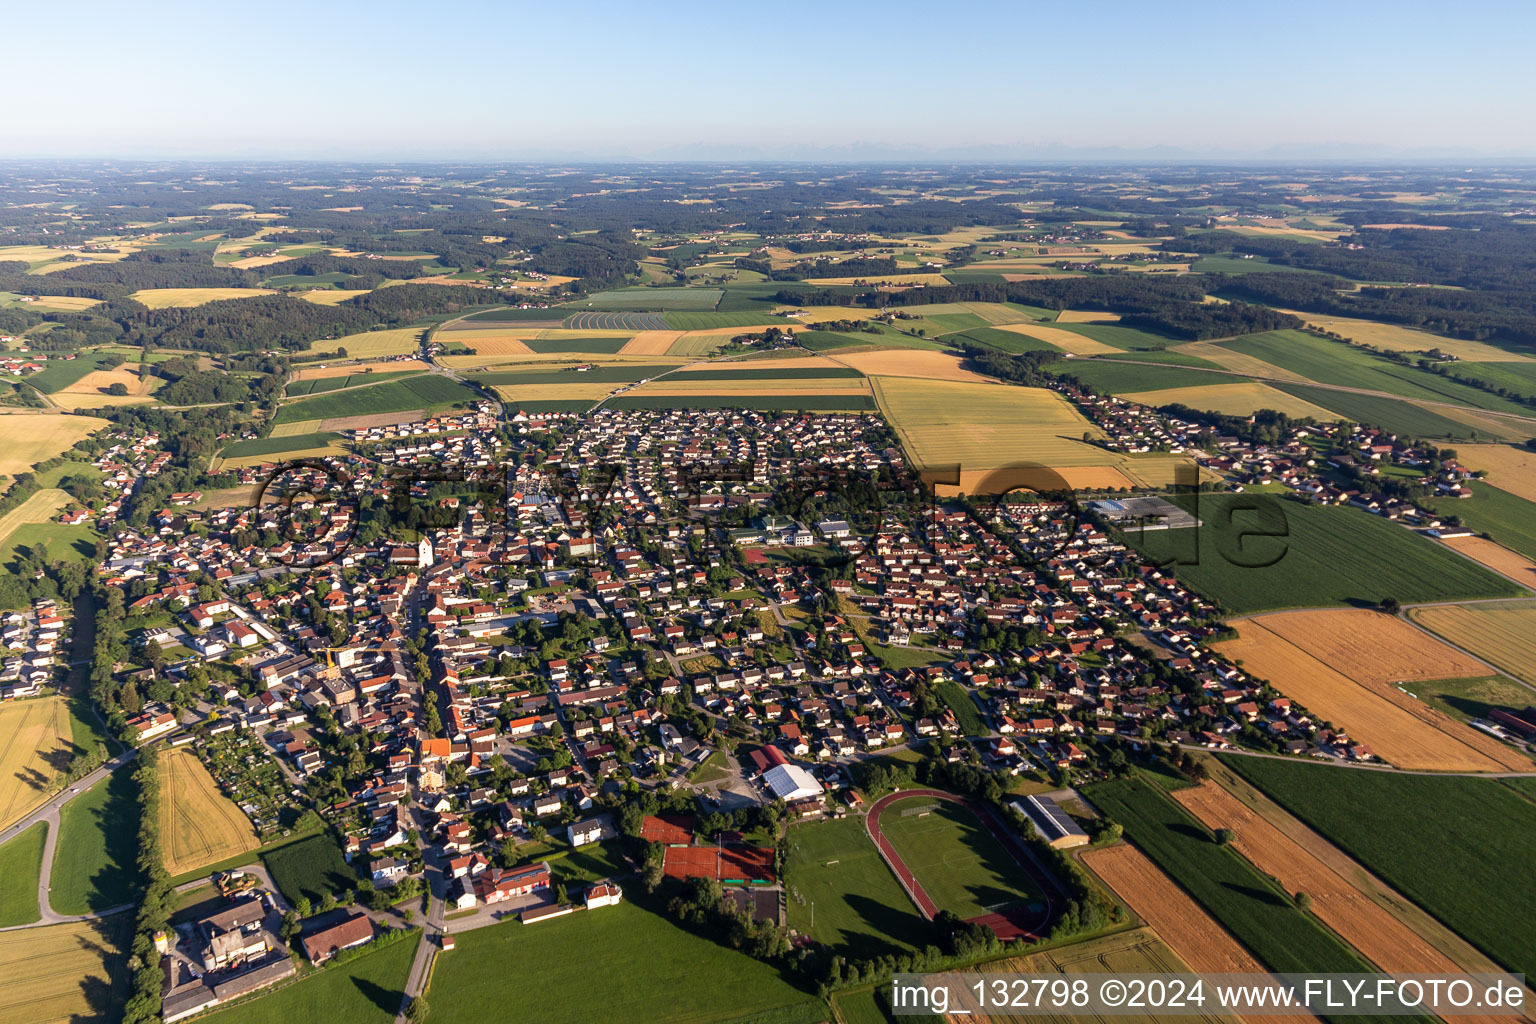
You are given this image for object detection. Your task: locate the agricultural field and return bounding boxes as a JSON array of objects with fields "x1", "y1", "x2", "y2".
[
  {"x1": 520, "y1": 337, "x2": 634, "y2": 355},
  {"x1": 0, "y1": 821, "x2": 45, "y2": 927},
  {"x1": 127, "y1": 287, "x2": 275, "y2": 308},
  {"x1": 1213, "y1": 609, "x2": 1531, "y2": 772},
  {"x1": 1055, "y1": 359, "x2": 1242, "y2": 395},
  {"x1": 1223, "y1": 755, "x2": 1536, "y2": 980},
  {"x1": 661, "y1": 311, "x2": 781, "y2": 330},
  {"x1": 51, "y1": 766, "x2": 141, "y2": 915},
  {"x1": 262, "y1": 833, "x2": 357, "y2": 906},
  {"x1": 1447, "y1": 361, "x2": 1536, "y2": 401},
  {"x1": 825, "y1": 348, "x2": 990, "y2": 382},
  {"x1": 216, "y1": 430, "x2": 344, "y2": 467},
  {"x1": 1041, "y1": 322, "x2": 1185, "y2": 352},
  {"x1": 1172, "y1": 339, "x2": 1312, "y2": 380},
  {"x1": 619, "y1": 330, "x2": 683, "y2": 354},
  {"x1": 577, "y1": 287, "x2": 722, "y2": 310},
  {"x1": 783, "y1": 815, "x2": 930, "y2": 957},
  {"x1": 878, "y1": 796, "x2": 1044, "y2": 921},
  {"x1": 1124, "y1": 494, "x2": 1523, "y2": 613},
  {"x1": 429, "y1": 900, "x2": 824, "y2": 1024},
  {"x1": 285, "y1": 368, "x2": 420, "y2": 396},
  {"x1": 1271, "y1": 309, "x2": 1536, "y2": 363},
  {"x1": 1410, "y1": 600, "x2": 1536, "y2": 686},
  {"x1": 0, "y1": 414, "x2": 100, "y2": 482},
  {"x1": 0, "y1": 487, "x2": 71, "y2": 551},
  {"x1": 18, "y1": 350, "x2": 130, "y2": 394},
  {"x1": 1454, "y1": 444, "x2": 1536, "y2": 503},
  {"x1": 952, "y1": 929, "x2": 1230, "y2": 1024},
  {"x1": 273, "y1": 374, "x2": 477, "y2": 424},
  {"x1": 201, "y1": 931, "x2": 419, "y2": 1024},
  {"x1": 1083, "y1": 777, "x2": 1381, "y2": 981},
  {"x1": 1078, "y1": 844, "x2": 1270, "y2": 975},
  {"x1": 1430, "y1": 481, "x2": 1536, "y2": 564},
  {"x1": 158, "y1": 748, "x2": 259, "y2": 877},
  {"x1": 306, "y1": 327, "x2": 424, "y2": 357},
  {"x1": 1268, "y1": 383, "x2": 1509, "y2": 440},
  {"x1": 0, "y1": 916, "x2": 132, "y2": 1024},
  {"x1": 992, "y1": 323, "x2": 1122, "y2": 355},
  {"x1": 1120, "y1": 381, "x2": 1339, "y2": 420},
  {"x1": 1221, "y1": 331, "x2": 1534, "y2": 416},
  {"x1": 561, "y1": 310, "x2": 668, "y2": 331},
  {"x1": 606, "y1": 393, "x2": 875, "y2": 412},
  {"x1": 1174, "y1": 781, "x2": 1506, "y2": 988},
  {"x1": 0, "y1": 697, "x2": 77, "y2": 830},
  {"x1": 55, "y1": 364, "x2": 162, "y2": 408}
]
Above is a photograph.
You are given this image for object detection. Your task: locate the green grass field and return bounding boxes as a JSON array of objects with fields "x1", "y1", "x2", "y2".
[
  {"x1": 262, "y1": 834, "x2": 357, "y2": 906},
  {"x1": 0, "y1": 520, "x2": 100, "y2": 572},
  {"x1": 1222, "y1": 756, "x2": 1536, "y2": 979},
  {"x1": 1449, "y1": 361, "x2": 1536, "y2": 401},
  {"x1": 662, "y1": 311, "x2": 780, "y2": 330},
  {"x1": 1053, "y1": 360, "x2": 1241, "y2": 394},
  {"x1": 24, "y1": 350, "x2": 124, "y2": 394},
  {"x1": 1084, "y1": 776, "x2": 1389, "y2": 982},
  {"x1": 794, "y1": 330, "x2": 875, "y2": 352},
  {"x1": 1268, "y1": 383, "x2": 1503, "y2": 439},
  {"x1": 830, "y1": 988, "x2": 896, "y2": 1024},
  {"x1": 784, "y1": 816, "x2": 930, "y2": 958},
  {"x1": 219, "y1": 431, "x2": 343, "y2": 459},
  {"x1": 428, "y1": 900, "x2": 825, "y2": 1024},
  {"x1": 284, "y1": 369, "x2": 418, "y2": 397},
  {"x1": 1047, "y1": 322, "x2": 1186, "y2": 351},
  {"x1": 946, "y1": 327, "x2": 1061, "y2": 354},
  {"x1": 1223, "y1": 331, "x2": 1534, "y2": 416},
  {"x1": 51, "y1": 766, "x2": 141, "y2": 914},
  {"x1": 580, "y1": 287, "x2": 722, "y2": 311},
  {"x1": 0, "y1": 821, "x2": 45, "y2": 926},
  {"x1": 879, "y1": 797, "x2": 1043, "y2": 920},
  {"x1": 201, "y1": 931, "x2": 420, "y2": 1024},
  {"x1": 1122, "y1": 494, "x2": 1523, "y2": 613},
  {"x1": 1429, "y1": 481, "x2": 1536, "y2": 561},
  {"x1": 274, "y1": 374, "x2": 477, "y2": 424},
  {"x1": 521, "y1": 337, "x2": 632, "y2": 354},
  {"x1": 935, "y1": 680, "x2": 987, "y2": 736}
]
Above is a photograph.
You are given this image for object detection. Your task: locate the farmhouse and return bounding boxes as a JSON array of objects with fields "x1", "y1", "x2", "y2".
[{"x1": 301, "y1": 913, "x2": 374, "y2": 963}]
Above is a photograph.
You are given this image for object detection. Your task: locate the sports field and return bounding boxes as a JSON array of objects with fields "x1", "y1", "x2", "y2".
[
  {"x1": 0, "y1": 415, "x2": 100, "y2": 481},
  {"x1": 784, "y1": 815, "x2": 929, "y2": 957},
  {"x1": 159, "y1": 748, "x2": 259, "y2": 876},
  {"x1": 428, "y1": 901, "x2": 824, "y2": 1024},
  {"x1": 1410, "y1": 600, "x2": 1536, "y2": 686},
  {"x1": 0, "y1": 916, "x2": 132, "y2": 1024},
  {"x1": 127, "y1": 287, "x2": 275, "y2": 308},
  {"x1": 878, "y1": 796, "x2": 1044, "y2": 922},
  {"x1": 1223, "y1": 755, "x2": 1536, "y2": 980},
  {"x1": 0, "y1": 697, "x2": 76, "y2": 830},
  {"x1": 1125, "y1": 494, "x2": 1523, "y2": 613},
  {"x1": 1120, "y1": 381, "x2": 1338, "y2": 420},
  {"x1": 1214, "y1": 609, "x2": 1531, "y2": 772}
]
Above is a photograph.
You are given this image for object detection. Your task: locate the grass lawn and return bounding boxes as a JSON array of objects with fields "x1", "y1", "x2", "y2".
[
  {"x1": 24, "y1": 350, "x2": 124, "y2": 393},
  {"x1": 1084, "y1": 776, "x2": 1392, "y2": 983},
  {"x1": 879, "y1": 797, "x2": 1043, "y2": 920},
  {"x1": 1221, "y1": 755, "x2": 1536, "y2": 980},
  {"x1": 1430, "y1": 481, "x2": 1536, "y2": 561},
  {"x1": 784, "y1": 816, "x2": 930, "y2": 958},
  {"x1": 202, "y1": 931, "x2": 419, "y2": 1024},
  {"x1": 830, "y1": 987, "x2": 896, "y2": 1024},
  {"x1": 262, "y1": 833, "x2": 357, "y2": 906},
  {"x1": 428, "y1": 899, "x2": 825, "y2": 1024},
  {"x1": 0, "y1": 821, "x2": 45, "y2": 926},
  {"x1": 1122, "y1": 493, "x2": 1523, "y2": 614},
  {"x1": 935, "y1": 679, "x2": 987, "y2": 736},
  {"x1": 688, "y1": 750, "x2": 733, "y2": 786},
  {"x1": 52, "y1": 766, "x2": 142, "y2": 914}
]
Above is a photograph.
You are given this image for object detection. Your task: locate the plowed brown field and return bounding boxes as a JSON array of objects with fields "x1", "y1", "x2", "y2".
[{"x1": 1216, "y1": 610, "x2": 1531, "y2": 771}]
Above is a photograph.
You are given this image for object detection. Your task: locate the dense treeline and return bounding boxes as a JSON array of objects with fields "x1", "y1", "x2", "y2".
[
  {"x1": 266, "y1": 253, "x2": 438, "y2": 288},
  {"x1": 40, "y1": 250, "x2": 257, "y2": 290}
]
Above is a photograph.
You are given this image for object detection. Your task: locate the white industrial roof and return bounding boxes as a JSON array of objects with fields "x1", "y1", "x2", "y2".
[{"x1": 761, "y1": 763, "x2": 825, "y2": 802}]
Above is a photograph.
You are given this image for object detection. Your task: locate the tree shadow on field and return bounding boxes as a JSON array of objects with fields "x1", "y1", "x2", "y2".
[
  {"x1": 353, "y1": 977, "x2": 401, "y2": 1015},
  {"x1": 843, "y1": 894, "x2": 931, "y2": 958},
  {"x1": 1220, "y1": 881, "x2": 1289, "y2": 908},
  {"x1": 1163, "y1": 821, "x2": 1208, "y2": 843}
]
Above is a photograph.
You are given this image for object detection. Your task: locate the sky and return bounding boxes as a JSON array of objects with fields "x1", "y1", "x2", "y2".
[{"x1": 10, "y1": 0, "x2": 1536, "y2": 161}]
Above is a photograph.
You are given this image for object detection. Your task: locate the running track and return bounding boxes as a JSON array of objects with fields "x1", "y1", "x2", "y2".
[{"x1": 865, "y1": 788, "x2": 1062, "y2": 942}]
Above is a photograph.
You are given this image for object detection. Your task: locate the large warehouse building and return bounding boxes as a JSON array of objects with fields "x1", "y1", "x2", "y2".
[{"x1": 759, "y1": 763, "x2": 825, "y2": 803}]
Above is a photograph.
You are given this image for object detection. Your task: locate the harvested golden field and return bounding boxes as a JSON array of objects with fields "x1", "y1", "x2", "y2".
[
  {"x1": 1174, "y1": 783, "x2": 1502, "y2": 998},
  {"x1": 0, "y1": 917, "x2": 131, "y2": 1024},
  {"x1": 1174, "y1": 341, "x2": 1310, "y2": 381},
  {"x1": 1411, "y1": 601, "x2": 1536, "y2": 686},
  {"x1": 493, "y1": 382, "x2": 613, "y2": 403},
  {"x1": 3, "y1": 295, "x2": 100, "y2": 313},
  {"x1": 629, "y1": 379, "x2": 871, "y2": 397},
  {"x1": 1121, "y1": 382, "x2": 1338, "y2": 420},
  {"x1": 1270, "y1": 310, "x2": 1534, "y2": 363},
  {"x1": 0, "y1": 697, "x2": 75, "y2": 830},
  {"x1": 992, "y1": 322, "x2": 1120, "y2": 355},
  {"x1": 619, "y1": 331, "x2": 684, "y2": 355},
  {"x1": 781, "y1": 305, "x2": 879, "y2": 323},
  {"x1": 0, "y1": 488, "x2": 70, "y2": 549},
  {"x1": 826, "y1": 348, "x2": 990, "y2": 382},
  {"x1": 1455, "y1": 444, "x2": 1536, "y2": 503},
  {"x1": 927, "y1": 464, "x2": 1142, "y2": 496},
  {"x1": 59, "y1": 366, "x2": 159, "y2": 398},
  {"x1": 159, "y1": 748, "x2": 259, "y2": 876},
  {"x1": 1081, "y1": 845, "x2": 1270, "y2": 975},
  {"x1": 872, "y1": 377, "x2": 1114, "y2": 473},
  {"x1": 127, "y1": 287, "x2": 276, "y2": 308},
  {"x1": 1216, "y1": 611, "x2": 1531, "y2": 771},
  {"x1": 667, "y1": 329, "x2": 781, "y2": 357},
  {"x1": 453, "y1": 336, "x2": 536, "y2": 356},
  {"x1": 805, "y1": 272, "x2": 951, "y2": 286},
  {"x1": 308, "y1": 327, "x2": 424, "y2": 357},
  {"x1": 293, "y1": 359, "x2": 431, "y2": 380},
  {"x1": 215, "y1": 442, "x2": 344, "y2": 471},
  {"x1": 227, "y1": 253, "x2": 298, "y2": 269},
  {"x1": 675, "y1": 356, "x2": 833, "y2": 373},
  {"x1": 299, "y1": 288, "x2": 372, "y2": 305},
  {"x1": 0, "y1": 414, "x2": 100, "y2": 481},
  {"x1": 1443, "y1": 536, "x2": 1536, "y2": 588},
  {"x1": 1054, "y1": 309, "x2": 1122, "y2": 323}
]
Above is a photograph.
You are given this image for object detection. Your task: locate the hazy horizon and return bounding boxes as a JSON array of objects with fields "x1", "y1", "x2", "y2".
[{"x1": 12, "y1": 0, "x2": 1536, "y2": 161}]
